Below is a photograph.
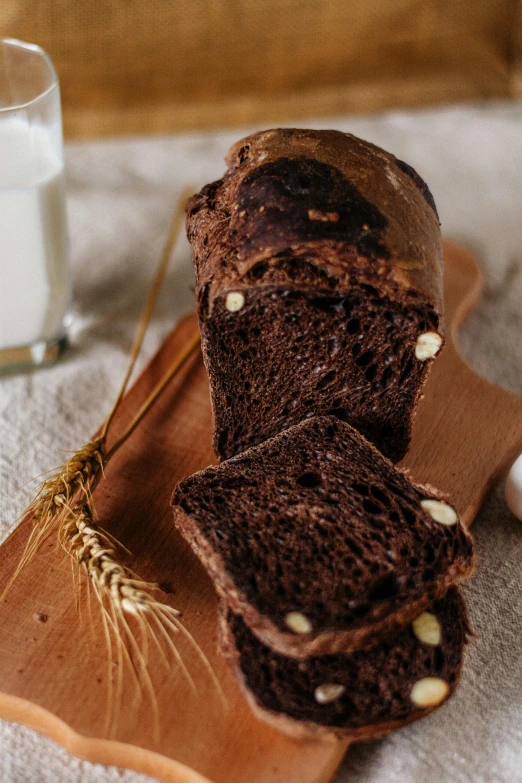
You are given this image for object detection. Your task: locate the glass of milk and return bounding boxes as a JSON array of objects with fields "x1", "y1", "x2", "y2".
[{"x1": 0, "y1": 38, "x2": 70, "y2": 373}]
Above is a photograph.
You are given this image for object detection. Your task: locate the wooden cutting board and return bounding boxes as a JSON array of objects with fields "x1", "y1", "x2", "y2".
[{"x1": 1, "y1": 240, "x2": 522, "y2": 783}]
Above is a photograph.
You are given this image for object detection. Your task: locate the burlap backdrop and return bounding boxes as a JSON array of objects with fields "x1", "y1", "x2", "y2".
[{"x1": 0, "y1": 0, "x2": 521, "y2": 138}]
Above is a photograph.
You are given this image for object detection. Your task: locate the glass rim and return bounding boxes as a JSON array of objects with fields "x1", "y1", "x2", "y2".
[{"x1": 0, "y1": 37, "x2": 59, "y2": 114}]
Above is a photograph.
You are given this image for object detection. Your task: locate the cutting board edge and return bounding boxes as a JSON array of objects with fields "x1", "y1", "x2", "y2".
[
  {"x1": 0, "y1": 692, "x2": 214, "y2": 783},
  {"x1": 0, "y1": 691, "x2": 349, "y2": 783}
]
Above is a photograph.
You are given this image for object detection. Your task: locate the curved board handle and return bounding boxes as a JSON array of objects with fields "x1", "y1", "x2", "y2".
[{"x1": 403, "y1": 240, "x2": 522, "y2": 526}]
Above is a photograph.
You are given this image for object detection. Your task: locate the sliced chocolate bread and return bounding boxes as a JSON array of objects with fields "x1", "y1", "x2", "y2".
[
  {"x1": 186, "y1": 128, "x2": 443, "y2": 462},
  {"x1": 172, "y1": 417, "x2": 474, "y2": 657},
  {"x1": 219, "y1": 587, "x2": 470, "y2": 740}
]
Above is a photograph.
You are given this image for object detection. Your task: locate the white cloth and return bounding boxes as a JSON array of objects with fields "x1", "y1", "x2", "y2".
[{"x1": 1, "y1": 101, "x2": 522, "y2": 783}]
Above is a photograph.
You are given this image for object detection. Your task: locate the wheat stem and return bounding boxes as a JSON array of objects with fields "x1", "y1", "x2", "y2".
[
  {"x1": 106, "y1": 329, "x2": 201, "y2": 459},
  {"x1": 100, "y1": 185, "x2": 195, "y2": 441}
]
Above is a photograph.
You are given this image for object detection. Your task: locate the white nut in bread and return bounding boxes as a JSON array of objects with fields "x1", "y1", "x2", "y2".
[
  {"x1": 285, "y1": 611, "x2": 312, "y2": 634},
  {"x1": 415, "y1": 331, "x2": 442, "y2": 360},
  {"x1": 314, "y1": 683, "x2": 345, "y2": 704},
  {"x1": 410, "y1": 677, "x2": 449, "y2": 707},
  {"x1": 225, "y1": 292, "x2": 245, "y2": 312},
  {"x1": 421, "y1": 499, "x2": 458, "y2": 526},
  {"x1": 505, "y1": 453, "x2": 522, "y2": 521},
  {"x1": 412, "y1": 612, "x2": 441, "y2": 645}
]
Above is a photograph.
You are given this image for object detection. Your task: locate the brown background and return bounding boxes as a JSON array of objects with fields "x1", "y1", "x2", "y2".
[{"x1": 0, "y1": 0, "x2": 521, "y2": 138}]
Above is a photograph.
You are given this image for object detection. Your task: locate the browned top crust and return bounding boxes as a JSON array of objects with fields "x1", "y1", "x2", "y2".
[{"x1": 187, "y1": 128, "x2": 443, "y2": 320}]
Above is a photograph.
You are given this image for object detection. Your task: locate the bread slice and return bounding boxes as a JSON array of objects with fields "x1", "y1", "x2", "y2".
[
  {"x1": 186, "y1": 128, "x2": 443, "y2": 463},
  {"x1": 219, "y1": 587, "x2": 470, "y2": 740},
  {"x1": 172, "y1": 416, "x2": 474, "y2": 657}
]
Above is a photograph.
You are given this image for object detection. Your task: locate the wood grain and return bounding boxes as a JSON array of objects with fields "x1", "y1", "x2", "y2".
[{"x1": 0, "y1": 241, "x2": 521, "y2": 783}]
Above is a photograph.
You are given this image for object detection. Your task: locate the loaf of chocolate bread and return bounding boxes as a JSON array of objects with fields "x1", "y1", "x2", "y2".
[
  {"x1": 172, "y1": 417, "x2": 474, "y2": 657},
  {"x1": 186, "y1": 128, "x2": 443, "y2": 462},
  {"x1": 219, "y1": 587, "x2": 470, "y2": 739}
]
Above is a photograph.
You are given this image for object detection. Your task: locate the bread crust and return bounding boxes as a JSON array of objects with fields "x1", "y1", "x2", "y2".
[
  {"x1": 217, "y1": 595, "x2": 469, "y2": 740},
  {"x1": 187, "y1": 128, "x2": 443, "y2": 319}
]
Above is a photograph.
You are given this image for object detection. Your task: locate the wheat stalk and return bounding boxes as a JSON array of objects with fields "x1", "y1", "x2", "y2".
[
  {"x1": 2, "y1": 188, "x2": 224, "y2": 734},
  {"x1": 1, "y1": 438, "x2": 106, "y2": 597},
  {"x1": 60, "y1": 500, "x2": 215, "y2": 738}
]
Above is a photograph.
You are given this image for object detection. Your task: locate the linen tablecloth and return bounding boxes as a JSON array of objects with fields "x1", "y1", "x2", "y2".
[{"x1": 1, "y1": 101, "x2": 522, "y2": 783}]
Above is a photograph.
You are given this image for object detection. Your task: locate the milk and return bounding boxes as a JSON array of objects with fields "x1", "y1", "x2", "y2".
[{"x1": 0, "y1": 117, "x2": 69, "y2": 350}]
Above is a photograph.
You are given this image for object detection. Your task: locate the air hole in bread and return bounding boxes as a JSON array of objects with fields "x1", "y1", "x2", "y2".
[
  {"x1": 365, "y1": 364, "x2": 378, "y2": 382},
  {"x1": 402, "y1": 507, "x2": 416, "y2": 525},
  {"x1": 400, "y1": 357, "x2": 415, "y2": 383},
  {"x1": 237, "y1": 144, "x2": 250, "y2": 164},
  {"x1": 363, "y1": 498, "x2": 381, "y2": 515},
  {"x1": 297, "y1": 471, "x2": 323, "y2": 488},
  {"x1": 381, "y1": 365, "x2": 393, "y2": 388},
  {"x1": 352, "y1": 482, "x2": 369, "y2": 497},
  {"x1": 370, "y1": 486, "x2": 389, "y2": 505},
  {"x1": 316, "y1": 370, "x2": 337, "y2": 390},
  {"x1": 356, "y1": 350, "x2": 375, "y2": 367},
  {"x1": 423, "y1": 544, "x2": 436, "y2": 563},
  {"x1": 434, "y1": 647, "x2": 445, "y2": 670}
]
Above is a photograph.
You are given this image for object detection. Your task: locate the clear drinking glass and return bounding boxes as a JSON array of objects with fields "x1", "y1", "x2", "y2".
[{"x1": 0, "y1": 38, "x2": 70, "y2": 373}]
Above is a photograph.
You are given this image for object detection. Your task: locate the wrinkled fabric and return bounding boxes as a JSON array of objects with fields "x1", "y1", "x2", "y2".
[{"x1": 1, "y1": 101, "x2": 521, "y2": 783}]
